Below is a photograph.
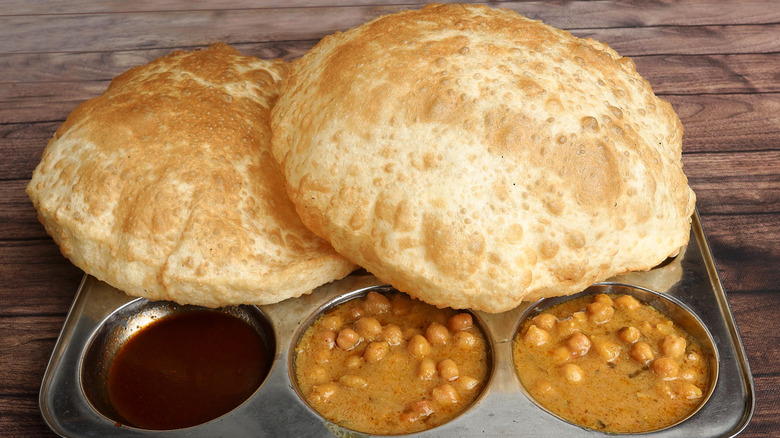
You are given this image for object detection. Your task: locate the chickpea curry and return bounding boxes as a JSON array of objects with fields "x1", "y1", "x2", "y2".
[
  {"x1": 513, "y1": 293, "x2": 711, "y2": 433},
  {"x1": 294, "y1": 291, "x2": 489, "y2": 435}
]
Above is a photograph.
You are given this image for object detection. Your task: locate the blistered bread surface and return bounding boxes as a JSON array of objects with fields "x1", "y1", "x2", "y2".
[
  {"x1": 27, "y1": 43, "x2": 356, "y2": 307},
  {"x1": 271, "y1": 4, "x2": 695, "y2": 313}
]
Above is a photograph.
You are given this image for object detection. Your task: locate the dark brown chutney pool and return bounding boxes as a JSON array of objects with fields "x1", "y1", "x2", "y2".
[{"x1": 107, "y1": 310, "x2": 269, "y2": 430}]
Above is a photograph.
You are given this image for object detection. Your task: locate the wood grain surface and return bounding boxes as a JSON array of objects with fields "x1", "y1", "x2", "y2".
[{"x1": 1, "y1": 1, "x2": 778, "y2": 436}]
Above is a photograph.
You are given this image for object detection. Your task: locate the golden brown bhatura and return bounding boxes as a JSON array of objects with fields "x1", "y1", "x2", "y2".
[
  {"x1": 27, "y1": 44, "x2": 356, "y2": 307},
  {"x1": 271, "y1": 4, "x2": 696, "y2": 312}
]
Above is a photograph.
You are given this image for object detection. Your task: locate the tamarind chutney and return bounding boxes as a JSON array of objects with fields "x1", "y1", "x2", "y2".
[{"x1": 106, "y1": 310, "x2": 269, "y2": 430}]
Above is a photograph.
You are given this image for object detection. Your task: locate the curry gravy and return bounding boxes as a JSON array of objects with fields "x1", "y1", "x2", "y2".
[
  {"x1": 294, "y1": 291, "x2": 489, "y2": 434},
  {"x1": 513, "y1": 293, "x2": 710, "y2": 433}
]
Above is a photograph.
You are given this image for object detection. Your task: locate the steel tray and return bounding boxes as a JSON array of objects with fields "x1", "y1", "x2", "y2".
[{"x1": 39, "y1": 211, "x2": 755, "y2": 437}]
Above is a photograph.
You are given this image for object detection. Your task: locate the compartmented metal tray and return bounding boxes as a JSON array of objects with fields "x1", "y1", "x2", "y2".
[{"x1": 39, "y1": 212, "x2": 755, "y2": 437}]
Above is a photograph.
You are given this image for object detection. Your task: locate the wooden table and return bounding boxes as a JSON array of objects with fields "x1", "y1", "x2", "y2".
[{"x1": 2, "y1": 1, "x2": 777, "y2": 436}]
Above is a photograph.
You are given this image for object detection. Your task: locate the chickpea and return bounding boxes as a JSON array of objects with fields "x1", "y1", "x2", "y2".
[
  {"x1": 593, "y1": 293, "x2": 614, "y2": 306},
  {"x1": 678, "y1": 382, "x2": 703, "y2": 399},
  {"x1": 618, "y1": 326, "x2": 641, "y2": 343},
  {"x1": 533, "y1": 313, "x2": 557, "y2": 331},
  {"x1": 533, "y1": 380, "x2": 556, "y2": 396},
  {"x1": 630, "y1": 341, "x2": 655, "y2": 364},
  {"x1": 312, "y1": 348, "x2": 330, "y2": 364},
  {"x1": 614, "y1": 294, "x2": 640, "y2": 311},
  {"x1": 457, "y1": 375, "x2": 480, "y2": 391},
  {"x1": 364, "y1": 341, "x2": 390, "y2": 363},
  {"x1": 560, "y1": 363, "x2": 585, "y2": 384},
  {"x1": 586, "y1": 301, "x2": 614, "y2": 324},
  {"x1": 566, "y1": 332, "x2": 591, "y2": 356},
  {"x1": 314, "y1": 330, "x2": 337, "y2": 349},
  {"x1": 556, "y1": 319, "x2": 578, "y2": 337},
  {"x1": 572, "y1": 311, "x2": 587, "y2": 323},
  {"x1": 399, "y1": 411, "x2": 416, "y2": 423},
  {"x1": 660, "y1": 334, "x2": 687, "y2": 359},
  {"x1": 418, "y1": 358, "x2": 437, "y2": 380},
  {"x1": 410, "y1": 399, "x2": 434, "y2": 416},
  {"x1": 345, "y1": 355, "x2": 363, "y2": 369},
  {"x1": 320, "y1": 315, "x2": 342, "y2": 332},
  {"x1": 448, "y1": 313, "x2": 473, "y2": 331},
  {"x1": 425, "y1": 322, "x2": 450, "y2": 345},
  {"x1": 400, "y1": 399, "x2": 434, "y2": 423},
  {"x1": 336, "y1": 328, "x2": 360, "y2": 350},
  {"x1": 349, "y1": 307, "x2": 364, "y2": 320},
  {"x1": 655, "y1": 322, "x2": 675, "y2": 336},
  {"x1": 686, "y1": 351, "x2": 702, "y2": 363},
  {"x1": 524, "y1": 324, "x2": 550, "y2": 347},
  {"x1": 593, "y1": 339, "x2": 621, "y2": 362},
  {"x1": 309, "y1": 383, "x2": 337, "y2": 403},
  {"x1": 339, "y1": 374, "x2": 368, "y2": 389},
  {"x1": 432, "y1": 384, "x2": 460, "y2": 404},
  {"x1": 391, "y1": 295, "x2": 412, "y2": 316},
  {"x1": 438, "y1": 359, "x2": 460, "y2": 381},
  {"x1": 656, "y1": 382, "x2": 675, "y2": 399},
  {"x1": 307, "y1": 366, "x2": 328, "y2": 383},
  {"x1": 354, "y1": 317, "x2": 382, "y2": 341},
  {"x1": 382, "y1": 324, "x2": 404, "y2": 346},
  {"x1": 552, "y1": 346, "x2": 572, "y2": 364},
  {"x1": 680, "y1": 367, "x2": 697, "y2": 381},
  {"x1": 453, "y1": 331, "x2": 477, "y2": 349},
  {"x1": 407, "y1": 334, "x2": 431, "y2": 359},
  {"x1": 651, "y1": 357, "x2": 680, "y2": 379},
  {"x1": 363, "y1": 291, "x2": 392, "y2": 314}
]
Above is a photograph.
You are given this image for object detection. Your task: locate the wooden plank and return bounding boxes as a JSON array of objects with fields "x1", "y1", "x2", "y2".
[
  {"x1": 3, "y1": 1, "x2": 779, "y2": 27},
  {"x1": 0, "y1": 7, "x2": 394, "y2": 54},
  {"x1": 0, "y1": 316, "x2": 63, "y2": 391},
  {"x1": 0, "y1": 180, "x2": 48, "y2": 240},
  {"x1": 0, "y1": 121, "x2": 59, "y2": 140},
  {"x1": 730, "y1": 292, "x2": 780, "y2": 377},
  {"x1": 633, "y1": 53, "x2": 780, "y2": 95},
  {"x1": 698, "y1": 213, "x2": 780, "y2": 295},
  {"x1": 684, "y1": 151, "x2": 780, "y2": 216},
  {"x1": 0, "y1": 41, "x2": 314, "y2": 83},
  {"x1": 0, "y1": 396, "x2": 59, "y2": 437},
  {"x1": 742, "y1": 374, "x2": 780, "y2": 438},
  {"x1": 0, "y1": 0, "x2": 445, "y2": 15},
  {"x1": 2, "y1": 6, "x2": 779, "y2": 55},
  {"x1": 668, "y1": 93, "x2": 780, "y2": 153},
  {"x1": 727, "y1": 292, "x2": 780, "y2": 437},
  {"x1": 573, "y1": 24, "x2": 780, "y2": 56},
  {"x1": 0, "y1": 315, "x2": 63, "y2": 437},
  {"x1": 0, "y1": 80, "x2": 110, "y2": 124},
  {"x1": 5, "y1": 45, "x2": 780, "y2": 96},
  {"x1": 0, "y1": 121, "x2": 56, "y2": 182},
  {"x1": 0, "y1": 239, "x2": 83, "y2": 315},
  {"x1": 0, "y1": 134, "x2": 47, "y2": 182}
]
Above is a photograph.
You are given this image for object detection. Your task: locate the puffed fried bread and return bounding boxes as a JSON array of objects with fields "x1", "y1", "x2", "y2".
[
  {"x1": 271, "y1": 4, "x2": 696, "y2": 312},
  {"x1": 27, "y1": 43, "x2": 356, "y2": 307}
]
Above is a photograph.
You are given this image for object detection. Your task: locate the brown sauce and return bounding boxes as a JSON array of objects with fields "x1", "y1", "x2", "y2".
[{"x1": 107, "y1": 310, "x2": 269, "y2": 430}]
